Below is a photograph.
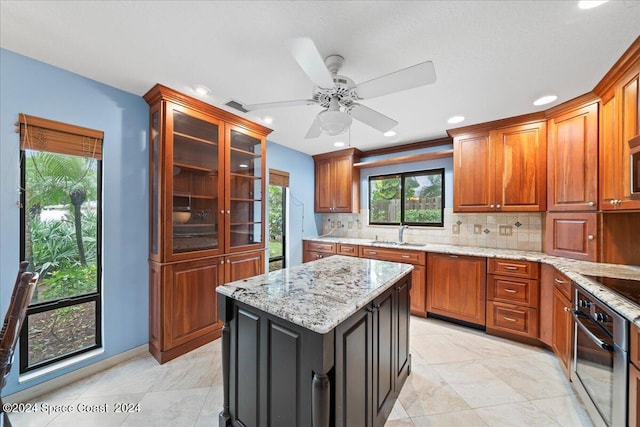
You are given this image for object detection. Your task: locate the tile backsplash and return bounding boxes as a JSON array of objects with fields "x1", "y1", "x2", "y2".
[{"x1": 321, "y1": 208, "x2": 542, "y2": 252}]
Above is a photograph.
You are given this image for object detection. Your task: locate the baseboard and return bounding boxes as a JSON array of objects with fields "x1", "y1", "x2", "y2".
[{"x1": 3, "y1": 344, "x2": 148, "y2": 403}]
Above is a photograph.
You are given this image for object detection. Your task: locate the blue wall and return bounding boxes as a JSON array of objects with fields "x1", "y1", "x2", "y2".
[
  {"x1": 0, "y1": 49, "x2": 149, "y2": 395},
  {"x1": 266, "y1": 141, "x2": 322, "y2": 267}
]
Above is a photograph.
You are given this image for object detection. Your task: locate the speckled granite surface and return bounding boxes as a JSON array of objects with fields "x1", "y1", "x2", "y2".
[
  {"x1": 305, "y1": 237, "x2": 640, "y2": 326},
  {"x1": 216, "y1": 255, "x2": 413, "y2": 334}
]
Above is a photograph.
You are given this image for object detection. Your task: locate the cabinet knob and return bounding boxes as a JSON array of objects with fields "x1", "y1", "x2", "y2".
[
  {"x1": 490, "y1": 204, "x2": 495, "y2": 209},
  {"x1": 220, "y1": 260, "x2": 224, "y2": 265},
  {"x1": 564, "y1": 307, "x2": 571, "y2": 312},
  {"x1": 227, "y1": 210, "x2": 231, "y2": 214},
  {"x1": 588, "y1": 201, "x2": 595, "y2": 207},
  {"x1": 496, "y1": 204, "x2": 501, "y2": 209},
  {"x1": 227, "y1": 260, "x2": 230, "y2": 263},
  {"x1": 587, "y1": 234, "x2": 594, "y2": 241},
  {"x1": 220, "y1": 210, "x2": 224, "y2": 214}
]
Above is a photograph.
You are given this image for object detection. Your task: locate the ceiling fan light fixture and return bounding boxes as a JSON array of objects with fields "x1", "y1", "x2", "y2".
[
  {"x1": 333, "y1": 141, "x2": 345, "y2": 147},
  {"x1": 578, "y1": 0, "x2": 608, "y2": 10},
  {"x1": 383, "y1": 130, "x2": 396, "y2": 137},
  {"x1": 317, "y1": 109, "x2": 352, "y2": 136},
  {"x1": 447, "y1": 115, "x2": 465, "y2": 124}
]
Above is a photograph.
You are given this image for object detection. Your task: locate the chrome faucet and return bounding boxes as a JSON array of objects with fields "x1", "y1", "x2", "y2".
[{"x1": 398, "y1": 224, "x2": 409, "y2": 242}]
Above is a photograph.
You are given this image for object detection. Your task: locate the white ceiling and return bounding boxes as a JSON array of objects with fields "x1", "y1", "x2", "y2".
[{"x1": 1, "y1": 1, "x2": 639, "y2": 156}]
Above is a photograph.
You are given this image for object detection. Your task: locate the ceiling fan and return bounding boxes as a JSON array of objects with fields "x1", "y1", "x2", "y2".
[{"x1": 243, "y1": 38, "x2": 437, "y2": 139}]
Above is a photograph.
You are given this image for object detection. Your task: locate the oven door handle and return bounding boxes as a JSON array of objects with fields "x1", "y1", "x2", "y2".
[{"x1": 572, "y1": 310, "x2": 615, "y2": 352}]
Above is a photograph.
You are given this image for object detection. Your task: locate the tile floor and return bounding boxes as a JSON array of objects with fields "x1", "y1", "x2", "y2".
[{"x1": 9, "y1": 317, "x2": 593, "y2": 426}]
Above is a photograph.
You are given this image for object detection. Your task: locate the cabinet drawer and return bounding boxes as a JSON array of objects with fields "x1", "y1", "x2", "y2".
[
  {"x1": 553, "y1": 270, "x2": 572, "y2": 300},
  {"x1": 488, "y1": 258, "x2": 539, "y2": 279},
  {"x1": 337, "y1": 244, "x2": 358, "y2": 257},
  {"x1": 304, "y1": 241, "x2": 336, "y2": 254},
  {"x1": 487, "y1": 275, "x2": 539, "y2": 307},
  {"x1": 359, "y1": 246, "x2": 425, "y2": 265},
  {"x1": 487, "y1": 301, "x2": 538, "y2": 339}
]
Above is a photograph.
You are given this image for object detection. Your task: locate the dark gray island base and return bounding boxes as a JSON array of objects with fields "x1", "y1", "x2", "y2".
[{"x1": 216, "y1": 255, "x2": 413, "y2": 427}]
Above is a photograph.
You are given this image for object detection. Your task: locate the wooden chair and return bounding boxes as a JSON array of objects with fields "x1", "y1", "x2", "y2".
[{"x1": 0, "y1": 262, "x2": 37, "y2": 427}]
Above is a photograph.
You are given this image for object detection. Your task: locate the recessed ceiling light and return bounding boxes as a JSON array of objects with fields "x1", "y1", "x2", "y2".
[
  {"x1": 533, "y1": 95, "x2": 558, "y2": 106},
  {"x1": 578, "y1": 0, "x2": 608, "y2": 10},
  {"x1": 383, "y1": 130, "x2": 396, "y2": 137},
  {"x1": 333, "y1": 141, "x2": 345, "y2": 147},
  {"x1": 262, "y1": 116, "x2": 273, "y2": 125},
  {"x1": 447, "y1": 116, "x2": 465, "y2": 124},
  {"x1": 194, "y1": 85, "x2": 210, "y2": 95}
]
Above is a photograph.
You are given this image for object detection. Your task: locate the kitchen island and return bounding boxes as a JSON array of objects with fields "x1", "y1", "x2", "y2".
[{"x1": 216, "y1": 255, "x2": 413, "y2": 427}]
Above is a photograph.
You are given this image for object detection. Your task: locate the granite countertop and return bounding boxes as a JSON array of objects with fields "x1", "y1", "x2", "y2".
[
  {"x1": 216, "y1": 255, "x2": 413, "y2": 334},
  {"x1": 304, "y1": 236, "x2": 640, "y2": 326}
]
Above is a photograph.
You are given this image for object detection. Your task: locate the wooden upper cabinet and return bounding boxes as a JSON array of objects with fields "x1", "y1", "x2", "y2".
[
  {"x1": 453, "y1": 133, "x2": 494, "y2": 211},
  {"x1": 595, "y1": 37, "x2": 640, "y2": 211},
  {"x1": 313, "y1": 148, "x2": 361, "y2": 213},
  {"x1": 547, "y1": 101, "x2": 599, "y2": 211},
  {"x1": 493, "y1": 121, "x2": 546, "y2": 211},
  {"x1": 451, "y1": 115, "x2": 547, "y2": 212}
]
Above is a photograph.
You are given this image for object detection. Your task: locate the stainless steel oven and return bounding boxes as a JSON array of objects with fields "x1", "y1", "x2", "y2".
[
  {"x1": 631, "y1": 134, "x2": 640, "y2": 200},
  {"x1": 572, "y1": 286, "x2": 628, "y2": 427}
]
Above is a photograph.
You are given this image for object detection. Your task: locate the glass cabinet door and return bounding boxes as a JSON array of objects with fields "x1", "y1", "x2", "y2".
[
  {"x1": 170, "y1": 107, "x2": 222, "y2": 256},
  {"x1": 227, "y1": 127, "x2": 264, "y2": 251}
]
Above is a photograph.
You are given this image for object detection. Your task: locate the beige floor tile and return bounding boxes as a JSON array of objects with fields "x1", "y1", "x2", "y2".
[
  {"x1": 398, "y1": 355, "x2": 470, "y2": 417},
  {"x1": 384, "y1": 418, "x2": 416, "y2": 427},
  {"x1": 80, "y1": 354, "x2": 161, "y2": 397},
  {"x1": 411, "y1": 409, "x2": 489, "y2": 426},
  {"x1": 480, "y1": 354, "x2": 574, "y2": 400},
  {"x1": 531, "y1": 395, "x2": 594, "y2": 427},
  {"x1": 121, "y1": 387, "x2": 209, "y2": 427},
  {"x1": 432, "y1": 361, "x2": 527, "y2": 408},
  {"x1": 475, "y1": 401, "x2": 562, "y2": 426},
  {"x1": 410, "y1": 317, "x2": 477, "y2": 336},
  {"x1": 387, "y1": 399, "x2": 410, "y2": 420},
  {"x1": 194, "y1": 385, "x2": 224, "y2": 426},
  {"x1": 411, "y1": 333, "x2": 484, "y2": 364}
]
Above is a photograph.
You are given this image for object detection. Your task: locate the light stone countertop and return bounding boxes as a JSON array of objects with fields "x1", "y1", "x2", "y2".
[
  {"x1": 304, "y1": 236, "x2": 640, "y2": 327},
  {"x1": 216, "y1": 255, "x2": 413, "y2": 334}
]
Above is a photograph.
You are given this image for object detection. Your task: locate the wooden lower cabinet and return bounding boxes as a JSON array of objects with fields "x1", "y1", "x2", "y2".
[
  {"x1": 551, "y1": 286, "x2": 573, "y2": 379},
  {"x1": 486, "y1": 301, "x2": 537, "y2": 338},
  {"x1": 303, "y1": 240, "x2": 336, "y2": 263},
  {"x1": 149, "y1": 257, "x2": 225, "y2": 364},
  {"x1": 150, "y1": 250, "x2": 265, "y2": 364},
  {"x1": 426, "y1": 253, "x2": 487, "y2": 326},
  {"x1": 359, "y1": 246, "x2": 427, "y2": 317},
  {"x1": 225, "y1": 250, "x2": 264, "y2": 282}
]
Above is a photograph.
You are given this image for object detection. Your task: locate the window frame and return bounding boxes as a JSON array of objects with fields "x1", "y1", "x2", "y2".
[
  {"x1": 17, "y1": 114, "x2": 104, "y2": 374},
  {"x1": 268, "y1": 184, "x2": 286, "y2": 272},
  {"x1": 368, "y1": 168, "x2": 445, "y2": 227}
]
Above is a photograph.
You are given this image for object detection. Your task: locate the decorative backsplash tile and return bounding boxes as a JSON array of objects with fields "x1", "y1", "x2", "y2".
[{"x1": 321, "y1": 208, "x2": 543, "y2": 252}]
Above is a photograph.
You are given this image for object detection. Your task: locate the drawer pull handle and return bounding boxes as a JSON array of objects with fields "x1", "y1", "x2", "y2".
[
  {"x1": 554, "y1": 278, "x2": 565, "y2": 284},
  {"x1": 503, "y1": 316, "x2": 517, "y2": 322},
  {"x1": 449, "y1": 255, "x2": 459, "y2": 258},
  {"x1": 401, "y1": 255, "x2": 410, "y2": 259},
  {"x1": 504, "y1": 266, "x2": 518, "y2": 271},
  {"x1": 369, "y1": 251, "x2": 377, "y2": 255},
  {"x1": 504, "y1": 289, "x2": 517, "y2": 293}
]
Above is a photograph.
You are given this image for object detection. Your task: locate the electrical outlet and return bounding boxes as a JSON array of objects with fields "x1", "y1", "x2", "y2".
[
  {"x1": 474, "y1": 224, "x2": 482, "y2": 234},
  {"x1": 331, "y1": 221, "x2": 335, "y2": 228},
  {"x1": 357, "y1": 221, "x2": 362, "y2": 229},
  {"x1": 337, "y1": 221, "x2": 342, "y2": 228},
  {"x1": 499, "y1": 225, "x2": 513, "y2": 236},
  {"x1": 348, "y1": 222, "x2": 353, "y2": 229},
  {"x1": 452, "y1": 224, "x2": 460, "y2": 234}
]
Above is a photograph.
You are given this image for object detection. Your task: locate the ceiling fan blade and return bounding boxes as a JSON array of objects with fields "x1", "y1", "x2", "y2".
[
  {"x1": 349, "y1": 104, "x2": 398, "y2": 132},
  {"x1": 287, "y1": 37, "x2": 335, "y2": 90},
  {"x1": 356, "y1": 61, "x2": 436, "y2": 100},
  {"x1": 243, "y1": 99, "x2": 317, "y2": 111},
  {"x1": 304, "y1": 116, "x2": 322, "y2": 139}
]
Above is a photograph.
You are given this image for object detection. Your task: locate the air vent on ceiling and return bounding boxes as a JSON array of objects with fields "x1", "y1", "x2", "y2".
[{"x1": 225, "y1": 100, "x2": 249, "y2": 113}]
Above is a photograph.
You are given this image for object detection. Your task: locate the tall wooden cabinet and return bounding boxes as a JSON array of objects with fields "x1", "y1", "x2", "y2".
[
  {"x1": 450, "y1": 115, "x2": 547, "y2": 212},
  {"x1": 145, "y1": 84, "x2": 272, "y2": 363},
  {"x1": 313, "y1": 148, "x2": 362, "y2": 213},
  {"x1": 595, "y1": 37, "x2": 640, "y2": 211}
]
